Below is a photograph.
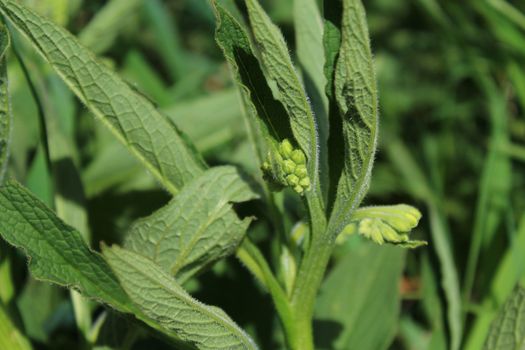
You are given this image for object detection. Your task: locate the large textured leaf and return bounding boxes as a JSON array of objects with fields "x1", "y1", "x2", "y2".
[
  {"x1": 328, "y1": 0, "x2": 378, "y2": 233},
  {"x1": 244, "y1": 0, "x2": 322, "y2": 195},
  {"x1": 0, "y1": 0, "x2": 205, "y2": 194},
  {"x1": 125, "y1": 166, "x2": 258, "y2": 283},
  {"x1": 0, "y1": 181, "x2": 132, "y2": 312},
  {"x1": 104, "y1": 245, "x2": 258, "y2": 350},
  {"x1": 0, "y1": 181, "x2": 215, "y2": 346},
  {"x1": 484, "y1": 285, "x2": 525, "y2": 349},
  {"x1": 315, "y1": 242, "x2": 405, "y2": 350},
  {"x1": 213, "y1": 1, "x2": 291, "y2": 163},
  {"x1": 0, "y1": 302, "x2": 32, "y2": 350},
  {"x1": 0, "y1": 22, "x2": 10, "y2": 184},
  {"x1": 0, "y1": 182, "x2": 129, "y2": 311}
]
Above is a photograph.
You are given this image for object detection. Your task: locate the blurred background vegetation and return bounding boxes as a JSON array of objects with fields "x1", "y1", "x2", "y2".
[{"x1": 1, "y1": 0, "x2": 525, "y2": 349}]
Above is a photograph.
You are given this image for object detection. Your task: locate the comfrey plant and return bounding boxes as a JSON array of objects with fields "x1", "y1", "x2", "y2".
[{"x1": 0, "y1": 0, "x2": 424, "y2": 349}]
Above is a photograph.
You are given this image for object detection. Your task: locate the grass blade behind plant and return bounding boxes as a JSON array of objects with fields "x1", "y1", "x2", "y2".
[
  {"x1": 386, "y1": 138, "x2": 462, "y2": 350},
  {"x1": 463, "y1": 72, "x2": 512, "y2": 313},
  {"x1": 143, "y1": 0, "x2": 186, "y2": 82},
  {"x1": 78, "y1": 0, "x2": 143, "y2": 54},
  {"x1": 294, "y1": 0, "x2": 329, "y2": 194},
  {"x1": 0, "y1": 302, "x2": 32, "y2": 350},
  {"x1": 315, "y1": 243, "x2": 405, "y2": 350},
  {"x1": 0, "y1": 0, "x2": 206, "y2": 195}
]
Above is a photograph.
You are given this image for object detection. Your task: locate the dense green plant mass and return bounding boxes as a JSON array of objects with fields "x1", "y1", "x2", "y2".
[{"x1": 0, "y1": 0, "x2": 524, "y2": 349}]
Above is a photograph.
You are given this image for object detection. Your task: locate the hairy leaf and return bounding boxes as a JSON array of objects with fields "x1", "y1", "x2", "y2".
[
  {"x1": 329, "y1": 0, "x2": 378, "y2": 233},
  {"x1": 213, "y1": 1, "x2": 291, "y2": 161},
  {"x1": 104, "y1": 245, "x2": 258, "y2": 350},
  {"x1": 0, "y1": 22, "x2": 10, "y2": 184},
  {"x1": 0, "y1": 181, "x2": 132, "y2": 312},
  {"x1": 0, "y1": 181, "x2": 214, "y2": 346},
  {"x1": 0, "y1": 0, "x2": 205, "y2": 194},
  {"x1": 484, "y1": 285, "x2": 525, "y2": 349},
  {"x1": 244, "y1": 0, "x2": 322, "y2": 196},
  {"x1": 125, "y1": 166, "x2": 258, "y2": 283}
]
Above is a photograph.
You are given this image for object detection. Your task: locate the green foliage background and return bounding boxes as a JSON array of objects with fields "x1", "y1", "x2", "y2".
[{"x1": 0, "y1": 0, "x2": 524, "y2": 349}]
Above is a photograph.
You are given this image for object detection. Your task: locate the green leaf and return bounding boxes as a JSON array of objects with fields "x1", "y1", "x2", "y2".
[
  {"x1": 484, "y1": 285, "x2": 525, "y2": 349},
  {"x1": 0, "y1": 0, "x2": 206, "y2": 195},
  {"x1": 0, "y1": 21, "x2": 10, "y2": 184},
  {"x1": 315, "y1": 243, "x2": 405, "y2": 350},
  {"x1": 125, "y1": 166, "x2": 258, "y2": 283},
  {"x1": 15, "y1": 39, "x2": 94, "y2": 335},
  {"x1": 337, "y1": 205, "x2": 426, "y2": 248},
  {"x1": 0, "y1": 181, "x2": 205, "y2": 344},
  {"x1": 165, "y1": 89, "x2": 245, "y2": 154},
  {"x1": 143, "y1": 0, "x2": 186, "y2": 82},
  {"x1": 294, "y1": 0, "x2": 328, "y2": 122},
  {"x1": 244, "y1": 0, "x2": 322, "y2": 197},
  {"x1": 0, "y1": 180, "x2": 133, "y2": 312},
  {"x1": 0, "y1": 302, "x2": 32, "y2": 350},
  {"x1": 328, "y1": 0, "x2": 379, "y2": 233},
  {"x1": 103, "y1": 245, "x2": 258, "y2": 350},
  {"x1": 212, "y1": 1, "x2": 292, "y2": 162},
  {"x1": 323, "y1": 0, "x2": 342, "y2": 101}
]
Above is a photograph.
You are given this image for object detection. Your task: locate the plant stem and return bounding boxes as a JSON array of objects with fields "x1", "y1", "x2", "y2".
[
  {"x1": 284, "y1": 191, "x2": 332, "y2": 350},
  {"x1": 236, "y1": 238, "x2": 297, "y2": 348}
]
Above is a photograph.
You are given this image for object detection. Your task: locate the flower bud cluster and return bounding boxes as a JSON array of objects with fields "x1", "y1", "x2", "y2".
[{"x1": 262, "y1": 139, "x2": 311, "y2": 194}]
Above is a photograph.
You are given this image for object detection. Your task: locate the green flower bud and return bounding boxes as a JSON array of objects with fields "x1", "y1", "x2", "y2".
[
  {"x1": 299, "y1": 177, "x2": 310, "y2": 189},
  {"x1": 295, "y1": 165, "x2": 307, "y2": 178},
  {"x1": 286, "y1": 174, "x2": 299, "y2": 186},
  {"x1": 283, "y1": 160, "x2": 296, "y2": 174},
  {"x1": 262, "y1": 161, "x2": 271, "y2": 172},
  {"x1": 279, "y1": 139, "x2": 293, "y2": 158},
  {"x1": 294, "y1": 185, "x2": 304, "y2": 194},
  {"x1": 290, "y1": 150, "x2": 306, "y2": 165}
]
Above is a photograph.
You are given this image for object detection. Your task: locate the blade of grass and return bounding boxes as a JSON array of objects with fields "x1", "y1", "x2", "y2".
[
  {"x1": 386, "y1": 137, "x2": 462, "y2": 350},
  {"x1": 464, "y1": 214, "x2": 525, "y2": 350},
  {"x1": 463, "y1": 70, "x2": 512, "y2": 314}
]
